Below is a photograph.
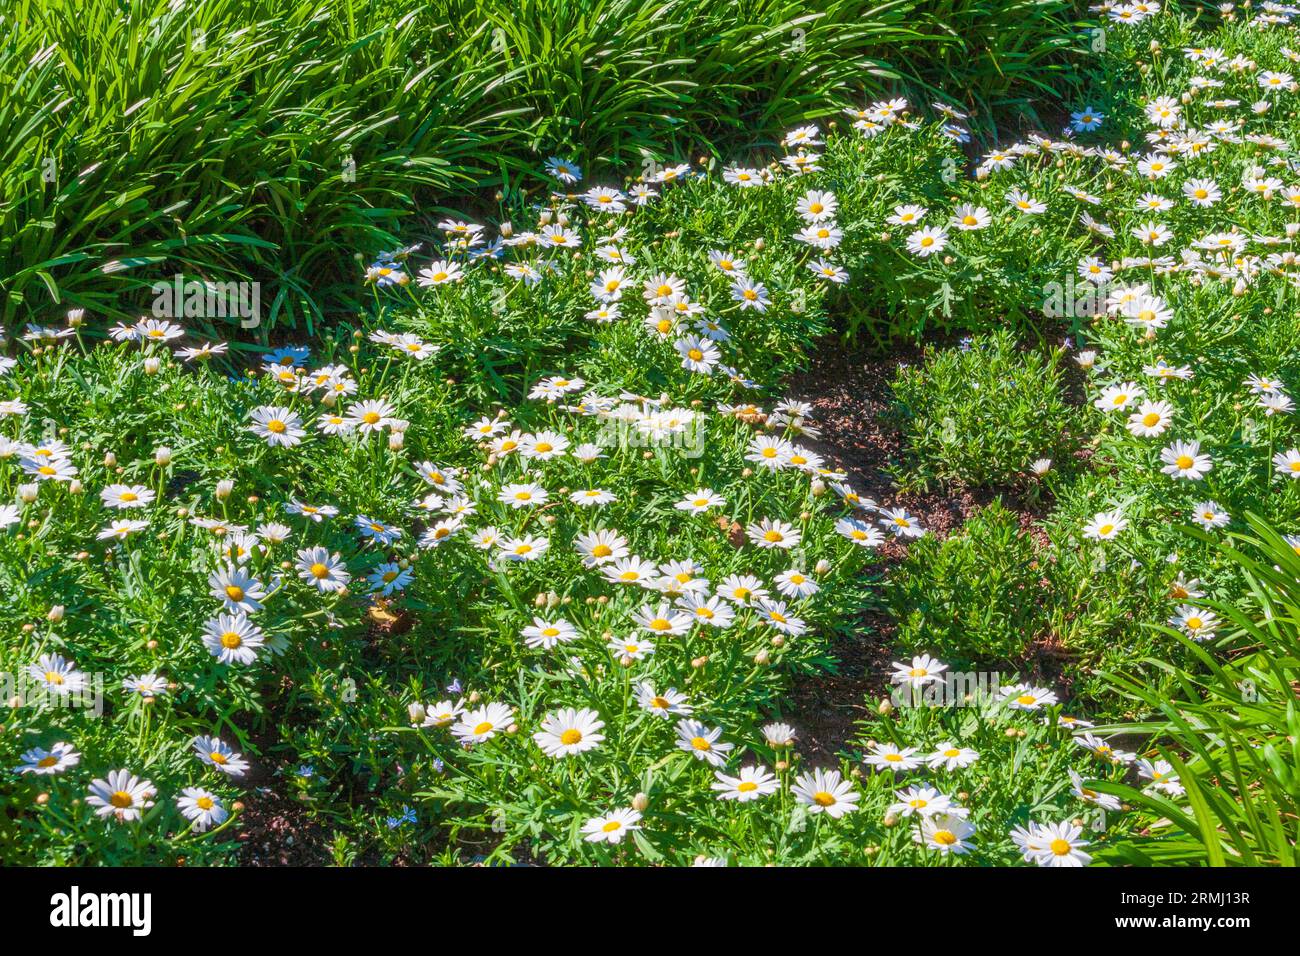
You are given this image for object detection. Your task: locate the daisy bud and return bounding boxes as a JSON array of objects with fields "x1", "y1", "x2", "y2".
[
  {"x1": 47, "y1": 606, "x2": 64, "y2": 623},
  {"x1": 18, "y1": 483, "x2": 38, "y2": 503},
  {"x1": 799, "y1": 511, "x2": 811, "y2": 522},
  {"x1": 215, "y1": 479, "x2": 234, "y2": 500},
  {"x1": 68, "y1": 480, "x2": 83, "y2": 494},
  {"x1": 883, "y1": 813, "x2": 899, "y2": 828},
  {"x1": 103, "y1": 451, "x2": 117, "y2": 468},
  {"x1": 754, "y1": 649, "x2": 770, "y2": 665},
  {"x1": 468, "y1": 691, "x2": 481, "y2": 704},
  {"x1": 499, "y1": 221, "x2": 513, "y2": 239},
  {"x1": 753, "y1": 238, "x2": 765, "y2": 251},
  {"x1": 547, "y1": 591, "x2": 560, "y2": 609},
  {"x1": 958, "y1": 791, "x2": 970, "y2": 801},
  {"x1": 620, "y1": 654, "x2": 634, "y2": 668},
  {"x1": 154, "y1": 446, "x2": 172, "y2": 466},
  {"x1": 691, "y1": 656, "x2": 708, "y2": 668},
  {"x1": 815, "y1": 558, "x2": 831, "y2": 575},
  {"x1": 741, "y1": 467, "x2": 753, "y2": 478},
  {"x1": 21, "y1": 623, "x2": 34, "y2": 633},
  {"x1": 631, "y1": 792, "x2": 650, "y2": 812},
  {"x1": 810, "y1": 479, "x2": 826, "y2": 497},
  {"x1": 146, "y1": 640, "x2": 158, "y2": 650},
  {"x1": 408, "y1": 703, "x2": 424, "y2": 725},
  {"x1": 1005, "y1": 727, "x2": 1019, "y2": 738},
  {"x1": 232, "y1": 802, "x2": 245, "y2": 813},
  {"x1": 775, "y1": 760, "x2": 789, "y2": 772},
  {"x1": 66, "y1": 308, "x2": 85, "y2": 328},
  {"x1": 35, "y1": 792, "x2": 49, "y2": 805},
  {"x1": 143, "y1": 356, "x2": 161, "y2": 375},
  {"x1": 771, "y1": 635, "x2": 784, "y2": 648},
  {"x1": 534, "y1": 592, "x2": 547, "y2": 608},
  {"x1": 878, "y1": 698, "x2": 893, "y2": 716},
  {"x1": 505, "y1": 723, "x2": 519, "y2": 735},
  {"x1": 387, "y1": 432, "x2": 404, "y2": 451}
]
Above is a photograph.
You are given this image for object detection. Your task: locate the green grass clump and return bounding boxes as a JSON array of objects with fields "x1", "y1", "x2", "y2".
[
  {"x1": 888, "y1": 330, "x2": 1077, "y2": 491},
  {"x1": 889, "y1": 499, "x2": 1047, "y2": 662}
]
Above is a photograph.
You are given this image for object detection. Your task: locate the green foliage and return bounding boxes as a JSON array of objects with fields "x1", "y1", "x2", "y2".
[
  {"x1": 0, "y1": 0, "x2": 1086, "y2": 329},
  {"x1": 888, "y1": 330, "x2": 1076, "y2": 491},
  {"x1": 1094, "y1": 515, "x2": 1300, "y2": 866},
  {"x1": 890, "y1": 500, "x2": 1047, "y2": 662}
]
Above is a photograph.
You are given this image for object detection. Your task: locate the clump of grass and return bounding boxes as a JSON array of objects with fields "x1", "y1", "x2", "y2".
[
  {"x1": 889, "y1": 499, "x2": 1047, "y2": 662},
  {"x1": 887, "y1": 330, "x2": 1077, "y2": 491}
]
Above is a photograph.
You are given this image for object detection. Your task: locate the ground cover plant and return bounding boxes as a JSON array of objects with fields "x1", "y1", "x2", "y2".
[{"x1": 0, "y1": 1, "x2": 1298, "y2": 868}]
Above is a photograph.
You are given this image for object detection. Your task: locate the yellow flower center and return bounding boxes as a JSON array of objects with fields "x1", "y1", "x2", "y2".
[
  {"x1": 813, "y1": 791, "x2": 835, "y2": 807},
  {"x1": 220, "y1": 631, "x2": 242, "y2": 649},
  {"x1": 560, "y1": 729, "x2": 583, "y2": 745},
  {"x1": 110, "y1": 791, "x2": 134, "y2": 809},
  {"x1": 473, "y1": 721, "x2": 493, "y2": 735}
]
